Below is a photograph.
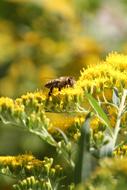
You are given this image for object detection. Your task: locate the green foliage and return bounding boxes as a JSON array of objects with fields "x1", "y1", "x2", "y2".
[
  {"x1": 75, "y1": 113, "x2": 95, "y2": 184},
  {"x1": 85, "y1": 93, "x2": 112, "y2": 133}
]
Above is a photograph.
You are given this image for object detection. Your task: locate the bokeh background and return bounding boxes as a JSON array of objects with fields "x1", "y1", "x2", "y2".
[{"x1": 0, "y1": 0, "x2": 127, "y2": 189}]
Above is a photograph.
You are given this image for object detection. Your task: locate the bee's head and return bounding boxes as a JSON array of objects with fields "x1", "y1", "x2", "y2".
[{"x1": 68, "y1": 77, "x2": 76, "y2": 87}]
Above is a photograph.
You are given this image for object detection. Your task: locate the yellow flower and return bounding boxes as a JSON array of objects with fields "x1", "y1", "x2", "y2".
[
  {"x1": 113, "y1": 144, "x2": 127, "y2": 157},
  {"x1": 0, "y1": 97, "x2": 15, "y2": 115},
  {"x1": 20, "y1": 91, "x2": 46, "y2": 109},
  {"x1": 0, "y1": 154, "x2": 38, "y2": 167},
  {"x1": 106, "y1": 52, "x2": 127, "y2": 71},
  {"x1": 90, "y1": 116, "x2": 103, "y2": 130},
  {"x1": 103, "y1": 105, "x2": 117, "y2": 128},
  {"x1": 77, "y1": 53, "x2": 127, "y2": 100}
]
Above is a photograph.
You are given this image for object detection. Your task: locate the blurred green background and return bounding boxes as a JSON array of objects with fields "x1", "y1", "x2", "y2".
[{"x1": 0, "y1": 0, "x2": 127, "y2": 188}]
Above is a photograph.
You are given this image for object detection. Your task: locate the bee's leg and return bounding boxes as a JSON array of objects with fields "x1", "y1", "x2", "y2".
[
  {"x1": 57, "y1": 83, "x2": 61, "y2": 91},
  {"x1": 58, "y1": 87, "x2": 61, "y2": 91},
  {"x1": 48, "y1": 86, "x2": 53, "y2": 96}
]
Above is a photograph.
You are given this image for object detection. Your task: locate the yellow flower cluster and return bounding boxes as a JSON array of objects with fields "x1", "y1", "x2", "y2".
[
  {"x1": 0, "y1": 154, "x2": 63, "y2": 190},
  {"x1": 77, "y1": 52, "x2": 127, "y2": 98},
  {"x1": 0, "y1": 154, "x2": 42, "y2": 169},
  {"x1": 44, "y1": 86, "x2": 84, "y2": 113},
  {"x1": 106, "y1": 52, "x2": 127, "y2": 71},
  {"x1": 113, "y1": 144, "x2": 127, "y2": 157},
  {"x1": 17, "y1": 91, "x2": 46, "y2": 114},
  {"x1": 102, "y1": 105, "x2": 117, "y2": 128},
  {"x1": 0, "y1": 90, "x2": 83, "y2": 138},
  {"x1": 90, "y1": 116, "x2": 103, "y2": 130},
  {"x1": 0, "y1": 154, "x2": 62, "y2": 174},
  {"x1": 0, "y1": 97, "x2": 24, "y2": 120},
  {"x1": 44, "y1": 53, "x2": 127, "y2": 118},
  {"x1": 0, "y1": 92, "x2": 54, "y2": 145},
  {"x1": 0, "y1": 97, "x2": 14, "y2": 110}
]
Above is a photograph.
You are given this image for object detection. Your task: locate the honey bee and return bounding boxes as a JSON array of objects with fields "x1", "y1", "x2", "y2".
[{"x1": 44, "y1": 76, "x2": 76, "y2": 96}]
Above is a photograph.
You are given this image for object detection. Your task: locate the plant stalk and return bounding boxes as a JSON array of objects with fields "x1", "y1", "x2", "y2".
[{"x1": 113, "y1": 89, "x2": 127, "y2": 147}]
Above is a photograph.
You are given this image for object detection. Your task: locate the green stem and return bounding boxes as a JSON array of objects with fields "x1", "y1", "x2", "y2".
[{"x1": 113, "y1": 89, "x2": 127, "y2": 147}]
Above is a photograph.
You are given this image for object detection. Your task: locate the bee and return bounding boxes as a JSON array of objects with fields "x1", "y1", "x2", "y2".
[{"x1": 44, "y1": 76, "x2": 76, "y2": 96}]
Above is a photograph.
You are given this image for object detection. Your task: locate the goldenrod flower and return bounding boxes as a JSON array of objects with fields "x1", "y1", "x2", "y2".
[
  {"x1": 113, "y1": 144, "x2": 127, "y2": 157},
  {"x1": 106, "y1": 52, "x2": 127, "y2": 71},
  {"x1": 90, "y1": 116, "x2": 103, "y2": 130},
  {"x1": 0, "y1": 154, "x2": 42, "y2": 169},
  {"x1": 77, "y1": 53, "x2": 127, "y2": 98}
]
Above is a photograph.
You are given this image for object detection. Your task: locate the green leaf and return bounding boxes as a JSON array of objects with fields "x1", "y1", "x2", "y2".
[
  {"x1": 74, "y1": 114, "x2": 97, "y2": 184},
  {"x1": 85, "y1": 93, "x2": 113, "y2": 136}
]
